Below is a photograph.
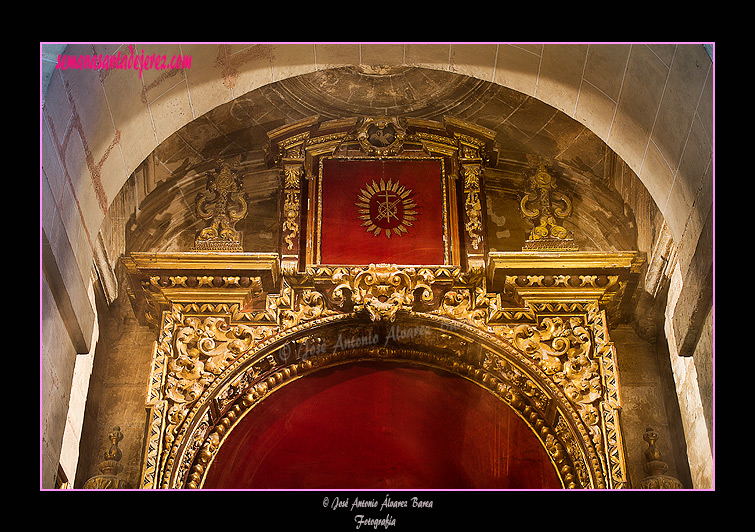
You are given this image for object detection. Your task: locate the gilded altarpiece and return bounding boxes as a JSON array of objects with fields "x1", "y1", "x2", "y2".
[{"x1": 124, "y1": 116, "x2": 643, "y2": 489}]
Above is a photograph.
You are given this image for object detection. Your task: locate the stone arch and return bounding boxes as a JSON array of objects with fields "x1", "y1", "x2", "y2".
[{"x1": 148, "y1": 311, "x2": 617, "y2": 489}]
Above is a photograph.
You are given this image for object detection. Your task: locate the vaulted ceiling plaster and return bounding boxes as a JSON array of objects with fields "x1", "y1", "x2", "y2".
[{"x1": 123, "y1": 66, "x2": 647, "y2": 256}]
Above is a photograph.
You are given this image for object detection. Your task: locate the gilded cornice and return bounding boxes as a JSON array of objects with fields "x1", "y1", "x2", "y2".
[
  {"x1": 488, "y1": 251, "x2": 645, "y2": 324},
  {"x1": 122, "y1": 251, "x2": 280, "y2": 328}
]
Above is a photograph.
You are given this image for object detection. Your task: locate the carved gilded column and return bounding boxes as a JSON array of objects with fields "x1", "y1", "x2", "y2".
[
  {"x1": 280, "y1": 138, "x2": 306, "y2": 274},
  {"x1": 265, "y1": 117, "x2": 322, "y2": 274},
  {"x1": 447, "y1": 118, "x2": 497, "y2": 273},
  {"x1": 460, "y1": 158, "x2": 485, "y2": 271}
]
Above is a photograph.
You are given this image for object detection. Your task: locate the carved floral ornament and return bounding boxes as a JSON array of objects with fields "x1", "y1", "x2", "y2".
[{"x1": 127, "y1": 254, "x2": 642, "y2": 490}]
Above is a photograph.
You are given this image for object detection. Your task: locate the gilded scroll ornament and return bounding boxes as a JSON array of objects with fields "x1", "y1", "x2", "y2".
[
  {"x1": 437, "y1": 287, "x2": 488, "y2": 327},
  {"x1": 274, "y1": 285, "x2": 336, "y2": 330},
  {"x1": 163, "y1": 315, "x2": 273, "y2": 448},
  {"x1": 511, "y1": 316, "x2": 604, "y2": 449},
  {"x1": 520, "y1": 161, "x2": 577, "y2": 251},
  {"x1": 194, "y1": 159, "x2": 248, "y2": 251}
]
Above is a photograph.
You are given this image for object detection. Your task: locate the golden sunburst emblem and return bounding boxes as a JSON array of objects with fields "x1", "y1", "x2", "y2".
[{"x1": 356, "y1": 178, "x2": 418, "y2": 238}]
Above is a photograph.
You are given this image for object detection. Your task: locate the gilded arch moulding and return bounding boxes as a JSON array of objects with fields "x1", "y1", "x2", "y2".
[{"x1": 126, "y1": 255, "x2": 641, "y2": 489}]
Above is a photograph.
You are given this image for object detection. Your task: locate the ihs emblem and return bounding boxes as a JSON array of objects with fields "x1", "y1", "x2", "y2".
[{"x1": 356, "y1": 178, "x2": 418, "y2": 238}]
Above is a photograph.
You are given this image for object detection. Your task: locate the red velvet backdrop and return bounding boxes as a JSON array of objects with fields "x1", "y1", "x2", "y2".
[
  {"x1": 319, "y1": 159, "x2": 446, "y2": 265},
  {"x1": 203, "y1": 362, "x2": 561, "y2": 489}
]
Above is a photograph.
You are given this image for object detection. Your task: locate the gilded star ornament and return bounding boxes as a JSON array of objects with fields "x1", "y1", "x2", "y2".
[{"x1": 356, "y1": 178, "x2": 418, "y2": 238}]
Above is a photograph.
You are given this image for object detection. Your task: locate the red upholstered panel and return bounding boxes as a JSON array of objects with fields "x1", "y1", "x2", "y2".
[
  {"x1": 319, "y1": 159, "x2": 446, "y2": 265},
  {"x1": 203, "y1": 362, "x2": 561, "y2": 489}
]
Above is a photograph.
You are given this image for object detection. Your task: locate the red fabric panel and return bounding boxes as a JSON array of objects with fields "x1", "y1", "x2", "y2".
[
  {"x1": 203, "y1": 362, "x2": 561, "y2": 489},
  {"x1": 319, "y1": 159, "x2": 445, "y2": 265}
]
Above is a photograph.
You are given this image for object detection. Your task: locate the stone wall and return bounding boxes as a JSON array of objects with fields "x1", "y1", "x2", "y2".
[
  {"x1": 611, "y1": 324, "x2": 692, "y2": 488},
  {"x1": 665, "y1": 263, "x2": 714, "y2": 488},
  {"x1": 41, "y1": 278, "x2": 80, "y2": 488},
  {"x1": 73, "y1": 284, "x2": 155, "y2": 489}
]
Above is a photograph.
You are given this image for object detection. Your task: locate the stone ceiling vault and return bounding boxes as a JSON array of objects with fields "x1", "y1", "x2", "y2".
[{"x1": 125, "y1": 66, "x2": 644, "y2": 257}]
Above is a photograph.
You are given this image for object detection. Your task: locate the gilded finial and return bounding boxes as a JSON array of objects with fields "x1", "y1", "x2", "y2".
[
  {"x1": 83, "y1": 426, "x2": 132, "y2": 489},
  {"x1": 520, "y1": 158, "x2": 577, "y2": 251},
  {"x1": 639, "y1": 427, "x2": 683, "y2": 489},
  {"x1": 193, "y1": 157, "x2": 248, "y2": 251}
]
